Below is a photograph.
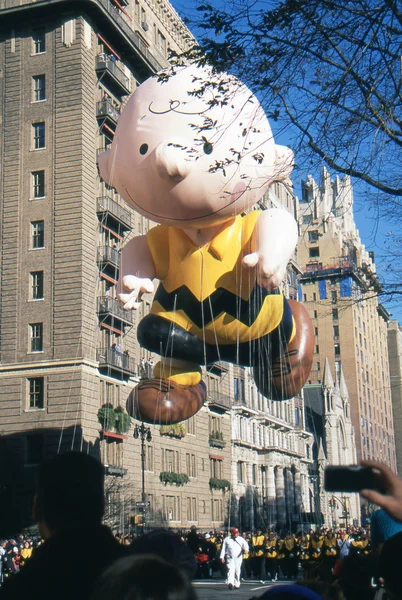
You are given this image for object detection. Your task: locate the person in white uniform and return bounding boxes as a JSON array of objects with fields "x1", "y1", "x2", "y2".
[{"x1": 220, "y1": 528, "x2": 249, "y2": 590}]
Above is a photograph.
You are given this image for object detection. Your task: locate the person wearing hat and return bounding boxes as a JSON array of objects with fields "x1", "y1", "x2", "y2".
[
  {"x1": 200, "y1": 533, "x2": 217, "y2": 578},
  {"x1": 220, "y1": 527, "x2": 249, "y2": 590}
]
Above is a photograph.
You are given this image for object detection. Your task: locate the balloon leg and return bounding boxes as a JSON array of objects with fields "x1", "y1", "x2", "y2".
[{"x1": 253, "y1": 300, "x2": 314, "y2": 400}]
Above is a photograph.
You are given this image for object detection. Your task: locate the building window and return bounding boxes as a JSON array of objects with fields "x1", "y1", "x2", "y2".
[
  {"x1": 31, "y1": 271, "x2": 44, "y2": 300},
  {"x1": 32, "y1": 170, "x2": 45, "y2": 198},
  {"x1": 334, "y1": 343, "x2": 341, "y2": 356},
  {"x1": 313, "y1": 310, "x2": 317, "y2": 318},
  {"x1": 26, "y1": 434, "x2": 44, "y2": 465},
  {"x1": 187, "y1": 497, "x2": 197, "y2": 522},
  {"x1": 252, "y1": 464, "x2": 257, "y2": 485},
  {"x1": 30, "y1": 323, "x2": 43, "y2": 352},
  {"x1": 28, "y1": 377, "x2": 44, "y2": 409},
  {"x1": 144, "y1": 445, "x2": 153, "y2": 471},
  {"x1": 237, "y1": 461, "x2": 245, "y2": 483},
  {"x1": 32, "y1": 29, "x2": 46, "y2": 54},
  {"x1": 185, "y1": 415, "x2": 196, "y2": 435},
  {"x1": 308, "y1": 230, "x2": 319, "y2": 242},
  {"x1": 157, "y1": 29, "x2": 167, "y2": 54},
  {"x1": 209, "y1": 415, "x2": 222, "y2": 435},
  {"x1": 315, "y1": 345, "x2": 319, "y2": 354},
  {"x1": 331, "y1": 290, "x2": 337, "y2": 303},
  {"x1": 309, "y1": 247, "x2": 320, "y2": 258},
  {"x1": 302, "y1": 215, "x2": 311, "y2": 225},
  {"x1": 317, "y1": 361, "x2": 321, "y2": 371},
  {"x1": 32, "y1": 75, "x2": 46, "y2": 102},
  {"x1": 32, "y1": 122, "x2": 45, "y2": 149},
  {"x1": 233, "y1": 377, "x2": 245, "y2": 404},
  {"x1": 211, "y1": 498, "x2": 223, "y2": 521},
  {"x1": 32, "y1": 221, "x2": 44, "y2": 248},
  {"x1": 332, "y1": 308, "x2": 338, "y2": 320},
  {"x1": 186, "y1": 453, "x2": 196, "y2": 478},
  {"x1": 333, "y1": 325, "x2": 339, "y2": 338},
  {"x1": 314, "y1": 327, "x2": 318, "y2": 336},
  {"x1": 210, "y1": 457, "x2": 222, "y2": 479}
]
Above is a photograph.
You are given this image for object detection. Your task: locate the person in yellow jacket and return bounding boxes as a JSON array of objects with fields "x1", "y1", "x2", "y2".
[
  {"x1": 323, "y1": 530, "x2": 338, "y2": 569},
  {"x1": 282, "y1": 533, "x2": 299, "y2": 579},
  {"x1": 310, "y1": 532, "x2": 324, "y2": 560},
  {"x1": 19, "y1": 542, "x2": 32, "y2": 567},
  {"x1": 251, "y1": 530, "x2": 266, "y2": 581},
  {"x1": 299, "y1": 534, "x2": 311, "y2": 573},
  {"x1": 240, "y1": 532, "x2": 252, "y2": 581},
  {"x1": 265, "y1": 532, "x2": 279, "y2": 582}
]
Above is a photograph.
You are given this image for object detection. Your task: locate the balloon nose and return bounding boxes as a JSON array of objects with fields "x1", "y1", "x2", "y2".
[{"x1": 155, "y1": 140, "x2": 191, "y2": 182}]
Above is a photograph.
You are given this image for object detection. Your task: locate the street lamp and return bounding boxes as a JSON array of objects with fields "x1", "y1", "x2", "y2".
[
  {"x1": 133, "y1": 422, "x2": 152, "y2": 504},
  {"x1": 328, "y1": 496, "x2": 337, "y2": 528},
  {"x1": 328, "y1": 494, "x2": 350, "y2": 529}
]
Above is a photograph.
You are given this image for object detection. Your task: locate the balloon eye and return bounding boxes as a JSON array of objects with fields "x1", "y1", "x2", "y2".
[
  {"x1": 203, "y1": 141, "x2": 213, "y2": 155},
  {"x1": 139, "y1": 143, "x2": 148, "y2": 155}
]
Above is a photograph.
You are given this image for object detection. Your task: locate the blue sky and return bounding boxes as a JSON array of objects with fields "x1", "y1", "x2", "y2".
[{"x1": 169, "y1": 0, "x2": 401, "y2": 322}]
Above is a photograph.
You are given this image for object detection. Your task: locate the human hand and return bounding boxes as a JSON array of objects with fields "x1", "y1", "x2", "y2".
[
  {"x1": 360, "y1": 460, "x2": 402, "y2": 521},
  {"x1": 118, "y1": 275, "x2": 154, "y2": 310},
  {"x1": 220, "y1": 557, "x2": 225, "y2": 564}
]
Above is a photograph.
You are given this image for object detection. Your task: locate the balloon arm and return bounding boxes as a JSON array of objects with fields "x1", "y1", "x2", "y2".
[
  {"x1": 243, "y1": 208, "x2": 298, "y2": 290},
  {"x1": 117, "y1": 235, "x2": 156, "y2": 309}
]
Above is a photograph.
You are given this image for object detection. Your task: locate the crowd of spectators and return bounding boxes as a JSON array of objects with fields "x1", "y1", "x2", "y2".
[{"x1": 1, "y1": 454, "x2": 402, "y2": 600}]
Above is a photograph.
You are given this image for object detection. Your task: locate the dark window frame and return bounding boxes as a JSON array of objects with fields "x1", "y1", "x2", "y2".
[{"x1": 28, "y1": 377, "x2": 44, "y2": 409}]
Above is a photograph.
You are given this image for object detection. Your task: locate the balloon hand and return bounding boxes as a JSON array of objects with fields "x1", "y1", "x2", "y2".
[
  {"x1": 242, "y1": 252, "x2": 286, "y2": 291},
  {"x1": 118, "y1": 275, "x2": 154, "y2": 310}
]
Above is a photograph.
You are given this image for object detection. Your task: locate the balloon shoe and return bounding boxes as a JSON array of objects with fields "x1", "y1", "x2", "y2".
[
  {"x1": 253, "y1": 299, "x2": 314, "y2": 400},
  {"x1": 127, "y1": 378, "x2": 206, "y2": 425}
]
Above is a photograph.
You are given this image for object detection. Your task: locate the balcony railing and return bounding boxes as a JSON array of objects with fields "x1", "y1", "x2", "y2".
[
  {"x1": 232, "y1": 399, "x2": 259, "y2": 417},
  {"x1": 97, "y1": 245, "x2": 120, "y2": 268},
  {"x1": 96, "y1": 53, "x2": 130, "y2": 95},
  {"x1": 207, "y1": 390, "x2": 232, "y2": 411},
  {"x1": 105, "y1": 464, "x2": 127, "y2": 477},
  {"x1": 97, "y1": 196, "x2": 132, "y2": 232},
  {"x1": 97, "y1": 296, "x2": 133, "y2": 329},
  {"x1": 97, "y1": 347, "x2": 137, "y2": 378},
  {"x1": 96, "y1": 99, "x2": 120, "y2": 125},
  {"x1": 97, "y1": 2, "x2": 166, "y2": 73}
]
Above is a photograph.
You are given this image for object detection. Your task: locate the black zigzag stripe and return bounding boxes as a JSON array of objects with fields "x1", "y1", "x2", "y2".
[{"x1": 154, "y1": 283, "x2": 280, "y2": 328}]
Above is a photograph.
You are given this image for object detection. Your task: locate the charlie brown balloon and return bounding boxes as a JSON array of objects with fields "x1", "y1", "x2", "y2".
[{"x1": 99, "y1": 64, "x2": 314, "y2": 425}]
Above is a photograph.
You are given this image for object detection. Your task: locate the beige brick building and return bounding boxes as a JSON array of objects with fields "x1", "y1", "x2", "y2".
[
  {"x1": 0, "y1": 0, "x2": 341, "y2": 534},
  {"x1": 297, "y1": 168, "x2": 397, "y2": 470},
  {"x1": 388, "y1": 321, "x2": 402, "y2": 475}
]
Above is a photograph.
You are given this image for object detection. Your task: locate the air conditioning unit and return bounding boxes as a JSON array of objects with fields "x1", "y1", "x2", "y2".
[{"x1": 141, "y1": 21, "x2": 149, "y2": 32}]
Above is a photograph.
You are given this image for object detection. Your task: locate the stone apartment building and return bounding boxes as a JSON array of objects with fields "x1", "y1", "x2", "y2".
[
  {"x1": 304, "y1": 360, "x2": 360, "y2": 528},
  {"x1": 387, "y1": 321, "x2": 402, "y2": 475},
  {"x1": 297, "y1": 168, "x2": 397, "y2": 471},
  {"x1": 0, "y1": 0, "x2": 354, "y2": 533}
]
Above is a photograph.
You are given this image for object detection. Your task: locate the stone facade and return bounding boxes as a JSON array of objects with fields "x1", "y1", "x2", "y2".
[
  {"x1": 0, "y1": 0, "x2": 332, "y2": 534},
  {"x1": 304, "y1": 360, "x2": 360, "y2": 528},
  {"x1": 388, "y1": 321, "x2": 402, "y2": 475},
  {"x1": 297, "y1": 168, "x2": 397, "y2": 470}
]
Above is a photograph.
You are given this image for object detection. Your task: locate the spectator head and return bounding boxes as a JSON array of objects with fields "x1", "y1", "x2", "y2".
[
  {"x1": 259, "y1": 584, "x2": 323, "y2": 599},
  {"x1": 91, "y1": 554, "x2": 197, "y2": 600},
  {"x1": 370, "y1": 509, "x2": 402, "y2": 550},
  {"x1": 33, "y1": 452, "x2": 104, "y2": 539},
  {"x1": 231, "y1": 528, "x2": 239, "y2": 538},
  {"x1": 378, "y1": 531, "x2": 402, "y2": 600},
  {"x1": 130, "y1": 529, "x2": 197, "y2": 581}
]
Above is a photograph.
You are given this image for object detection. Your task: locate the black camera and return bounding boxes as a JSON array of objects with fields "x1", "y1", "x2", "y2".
[{"x1": 324, "y1": 465, "x2": 378, "y2": 493}]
